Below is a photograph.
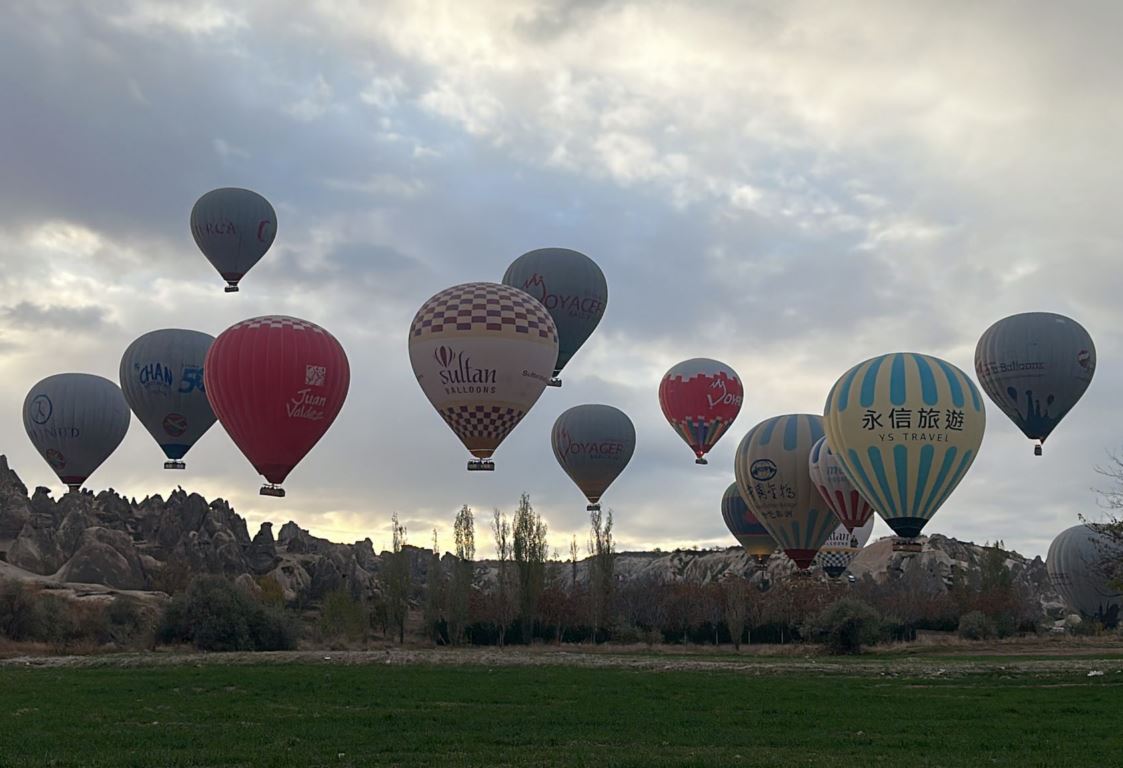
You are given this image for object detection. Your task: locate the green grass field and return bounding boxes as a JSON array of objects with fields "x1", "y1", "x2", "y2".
[{"x1": 2, "y1": 659, "x2": 1121, "y2": 767}]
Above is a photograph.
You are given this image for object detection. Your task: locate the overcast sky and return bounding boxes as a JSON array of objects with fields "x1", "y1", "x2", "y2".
[{"x1": 2, "y1": 0, "x2": 1120, "y2": 559}]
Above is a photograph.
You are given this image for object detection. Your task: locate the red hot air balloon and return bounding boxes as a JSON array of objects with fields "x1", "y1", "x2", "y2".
[
  {"x1": 658, "y1": 358, "x2": 743, "y2": 464},
  {"x1": 204, "y1": 316, "x2": 349, "y2": 496}
]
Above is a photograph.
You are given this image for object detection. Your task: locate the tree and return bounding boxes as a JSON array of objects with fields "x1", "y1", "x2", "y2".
[
  {"x1": 447, "y1": 504, "x2": 475, "y2": 645},
  {"x1": 512, "y1": 493, "x2": 548, "y2": 643},
  {"x1": 723, "y1": 579, "x2": 748, "y2": 650},
  {"x1": 492, "y1": 506, "x2": 515, "y2": 646},
  {"x1": 587, "y1": 508, "x2": 615, "y2": 640},
  {"x1": 569, "y1": 535, "x2": 579, "y2": 590},
  {"x1": 385, "y1": 513, "x2": 410, "y2": 644},
  {"x1": 423, "y1": 529, "x2": 446, "y2": 644},
  {"x1": 1089, "y1": 454, "x2": 1123, "y2": 590}
]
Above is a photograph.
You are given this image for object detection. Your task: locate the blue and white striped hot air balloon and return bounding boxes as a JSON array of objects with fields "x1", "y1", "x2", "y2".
[
  {"x1": 823, "y1": 352, "x2": 985, "y2": 541},
  {"x1": 734, "y1": 414, "x2": 840, "y2": 570}
]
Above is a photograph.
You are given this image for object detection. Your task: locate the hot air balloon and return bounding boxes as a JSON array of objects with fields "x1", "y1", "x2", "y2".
[
  {"x1": 119, "y1": 329, "x2": 216, "y2": 470},
  {"x1": 1047, "y1": 525, "x2": 1122, "y2": 628},
  {"x1": 502, "y1": 247, "x2": 607, "y2": 387},
  {"x1": 734, "y1": 414, "x2": 839, "y2": 570},
  {"x1": 408, "y1": 282, "x2": 558, "y2": 471},
  {"x1": 204, "y1": 316, "x2": 349, "y2": 496},
  {"x1": 720, "y1": 482, "x2": 775, "y2": 566},
  {"x1": 551, "y1": 404, "x2": 635, "y2": 511},
  {"x1": 659, "y1": 358, "x2": 743, "y2": 465},
  {"x1": 814, "y1": 516, "x2": 875, "y2": 579},
  {"x1": 190, "y1": 187, "x2": 277, "y2": 292},
  {"x1": 975, "y1": 312, "x2": 1095, "y2": 456},
  {"x1": 808, "y1": 435, "x2": 876, "y2": 533},
  {"x1": 824, "y1": 352, "x2": 985, "y2": 544},
  {"x1": 23, "y1": 373, "x2": 130, "y2": 492}
]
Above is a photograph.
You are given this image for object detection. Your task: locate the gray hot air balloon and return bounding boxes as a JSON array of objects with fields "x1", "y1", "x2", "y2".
[
  {"x1": 975, "y1": 312, "x2": 1095, "y2": 456},
  {"x1": 23, "y1": 373, "x2": 130, "y2": 492},
  {"x1": 1047, "y1": 524, "x2": 1121, "y2": 628},
  {"x1": 190, "y1": 187, "x2": 277, "y2": 292},
  {"x1": 551, "y1": 404, "x2": 635, "y2": 511},
  {"x1": 119, "y1": 329, "x2": 217, "y2": 470},
  {"x1": 503, "y1": 248, "x2": 607, "y2": 386}
]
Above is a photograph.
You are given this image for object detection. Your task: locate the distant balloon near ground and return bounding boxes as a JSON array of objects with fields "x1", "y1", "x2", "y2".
[
  {"x1": 659, "y1": 358, "x2": 743, "y2": 465},
  {"x1": 824, "y1": 352, "x2": 985, "y2": 542},
  {"x1": 720, "y1": 482, "x2": 775, "y2": 565},
  {"x1": 204, "y1": 316, "x2": 350, "y2": 497},
  {"x1": 502, "y1": 247, "x2": 607, "y2": 386},
  {"x1": 23, "y1": 373, "x2": 130, "y2": 492},
  {"x1": 815, "y1": 516, "x2": 874, "y2": 579},
  {"x1": 408, "y1": 282, "x2": 558, "y2": 471},
  {"x1": 975, "y1": 312, "x2": 1095, "y2": 456},
  {"x1": 551, "y1": 404, "x2": 635, "y2": 511},
  {"x1": 190, "y1": 187, "x2": 277, "y2": 293},
  {"x1": 119, "y1": 329, "x2": 216, "y2": 470},
  {"x1": 1047, "y1": 525, "x2": 1122, "y2": 628}
]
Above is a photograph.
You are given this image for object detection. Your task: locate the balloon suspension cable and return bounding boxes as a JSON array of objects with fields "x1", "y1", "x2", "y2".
[
  {"x1": 164, "y1": 460, "x2": 186, "y2": 470},
  {"x1": 467, "y1": 459, "x2": 495, "y2": 472},
  {"x1": 224, "y1": 283, "x2": 239, "y2": 293},
  {"x1": 891, "y1": 536, "x2": 923, "y2": 554},
  {"x1": 548, "y1": 377, "x2": 562, "y2": 388},
  {"x1": 1035, "y1": 442, "x2": 1043, "y2": 457},
  {"x1": 259, "y1": 484, "x2": 286, "y2": 498},
  {"x1": 695, "y1": 457, "x2": 708, "y2": 465}
]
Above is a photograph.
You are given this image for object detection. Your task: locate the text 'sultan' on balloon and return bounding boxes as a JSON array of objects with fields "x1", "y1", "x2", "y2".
[
  {"x1": 502, "y1": 247, "x2": 607, "y2": 385},
  {"x1": 659, "y1": 358, "x2": 743, "y2": 465},
  {"x1": 734, "y1": 414, "x2": 839, "y2": 570},
  {"x1": 808, "y1": 435, "x2": 876, "y2": 533},
  {"x1": 975, "y1": 312, "x2": 1095, "y2": 456},
  {"x1": 119, "y1": 329, "x2": 216, "y2": 470},
  {"x1": 814, "y1": 516, "x2": 874, "y2": 579},
  {"x1": 23, "y1": 373, "x2": 131, "y2": 492},
  {"x1": 204, "y1": 316, "x2": 350, "y2": 496},
  {"x1": 1047, "y1": 525, "x2": 1122, "y2": 627},
  {"x1": 551, "y1": 404, "x2": 635, "y2": 511},
  {"x1": 824, "y1": 352, "x2": 985, "y2": 540},
  {"x1": 190, "y1": 187, "x2": 277, "y2": 293},
  {"x1": 408, "y1": 282, "x2": 558, "y2": 471},
  {"x1": 720, "y1": 482, "x2": 775, "y2": 565}
]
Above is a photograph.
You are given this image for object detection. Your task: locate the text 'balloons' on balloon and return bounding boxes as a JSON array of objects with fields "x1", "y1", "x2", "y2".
[
  {"x1": 734, "y1": 414, "x2": 839, "y2": 570},
  {"x1": 814, "y1": 516, "x2": 874, "y2": 579},
  {"x1": 975, "y1": 312, "x2": 1096, "y2": 456},
  {"x1": 808, "y1": 435, "x2": 876, "y2": 533},
  {"x1": 720, "y1": 482, "x2": 776, "y2": 565},
  {"x1": 204, "y1": 316, "x2": 350, "y2": 496},
  {"x1": 190, "y1": 187, "x2": 277, "y2": 293},
  {"x1": 659, "y1": 358, "x2": 743, "y2": 465},
  {"x1": 408, "y1": 282, "x2": 559, "y2": 471},
  {"x1": 502, "y1": 247, "x2": 607, "y2": 386},
  {"x1": 824, "y1": 352, "x2": 985, "y2": 541},
  {"x1": 23, "y1": 373, "x2": 130, "y2": 492},
  {"x1": 119, "y1": 329, "x2": 216, "y2": 470},
  {"x1": 551, "y1": 404, "x2": 635, "y2": 511},
  {"x1": 1047, "y1": 525, "x2": 1123, "y2": 626}
]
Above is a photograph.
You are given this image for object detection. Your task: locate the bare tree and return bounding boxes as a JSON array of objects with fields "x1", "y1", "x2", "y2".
[
  {"x1": 512, "y1": 493, "x2": 548, "y2": 643},
  {"x1": 447, "y1": 504, "x2": 475, "y2": 645},
  {"x1": 385, "y1": 513, "x2": 410, "y2": 644},
  {"x1": 586, "y1": 508, "x2": 615, "y2": 640},
  {"x1": 423, "y1": 528, "x2": 445, "y2": 644},
  {"x1": 723, "y1": 578, "x2": 748, "y2": 650},
  {"x1": 1090, "y1": 455, "x2": 1123, "y2": 589},
  {"x1": 569, "y1": 534, "x2": 579, "y2": 590},
  {"x1": 492, "y1": 507, "x2": 515, "y2": 646}
]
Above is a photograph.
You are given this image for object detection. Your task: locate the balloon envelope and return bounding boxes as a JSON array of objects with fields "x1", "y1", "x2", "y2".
[
  {"x1": 502, "y1": 248, "x2": 607, "y2": 380},
  {"x1": 1047, "y1": 524, "x2": 1122, "y2": 627},
  {"x1": 119, "y1": 329, "x2": 216, "y2": 467},
  {"x1": 815, "y1": 516, "x2": 875, "y2": 579},
  {"x1": 551, "y1": 404, "x2": 635, "y2": 509},
  {"x1": 734, "y1": 414, "x2": 839, "y2": 569},
  {"x1": 408, "y1": 283, "x2": 558, "y2": 466},
  {"x1": 190, "y1": 187, "x2": 277, "y2": 291},
  {"x1": 975, "y1": 312, "x2": 1095, "y2": 453},
  {"x1": 204, "y1": 316, "x2": 349, "y2": 491},
  {"x1": 721, "y1": 482, "x2": 775, "y2": 564},
  {"x1": 808, "y1": 435, "x2": 875, "y2": 533},
  {"x1": 824, "y1": 352, "x2": 985, "y2": 539},
  {"x1": 659, "y1": 358, "x2": 743, "y2": 464},
  {"x1": 23, "y1": 373, "x2": 130, "y2": 491}
]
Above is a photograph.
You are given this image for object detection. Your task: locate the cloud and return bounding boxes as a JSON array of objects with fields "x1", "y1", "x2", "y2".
[{"x1": 1, "y1": 302, "x2": 111, "y2": 332}]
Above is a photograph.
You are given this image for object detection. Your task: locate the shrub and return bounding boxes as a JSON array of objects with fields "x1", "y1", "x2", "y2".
[
  {"x1": 805, "y1": 598, "x2": 882, "y2": 654},
  {"x1": 157, "y1": 576, "x2": 299, "y2": 651},
  {"x1": 958, "y1": 610, "x2": 995, "y2": 640},
  {"x1": 0, "y1": 580, "x2": 41, "y2": 641},
  {"x1": 320, "y1": 589, "x2": 368, "y2": 643}
]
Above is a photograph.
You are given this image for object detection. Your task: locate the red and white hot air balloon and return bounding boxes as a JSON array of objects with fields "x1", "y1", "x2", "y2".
[
  {"x1": 658, "y1": 358, "x2": 743, "y2": 464},
  {"x1": 807, "y1": 435, "x2": 876, "y2": 533},
  {"x1": 204, "y1": 316, "x2": 350, "y2": 496}
]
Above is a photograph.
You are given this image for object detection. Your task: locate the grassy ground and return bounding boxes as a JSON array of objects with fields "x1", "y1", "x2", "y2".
[{"x1": 2, "y1": 657, "x2": 1121, "y2": 767}]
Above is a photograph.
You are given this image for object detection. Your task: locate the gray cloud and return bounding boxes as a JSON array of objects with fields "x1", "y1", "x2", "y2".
[{"x1": 2, "y1": 302, "x2": 111, "y2": 332}]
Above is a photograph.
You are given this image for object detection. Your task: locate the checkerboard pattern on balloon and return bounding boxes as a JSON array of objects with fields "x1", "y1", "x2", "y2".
[
  {"x1": 410, "y1": 283, "x2": 557, "y2": 343},
  {"x1": 440, "y1": 404, "x2": 527, "y2": 452},
  {"x1": 234, "y1": 316, "x2": 327, "y2": 334}
]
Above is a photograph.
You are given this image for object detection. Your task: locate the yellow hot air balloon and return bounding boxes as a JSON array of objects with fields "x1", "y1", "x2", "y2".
[{"x1": 824, "y1": 352, "x2": 985, "y2": 544}]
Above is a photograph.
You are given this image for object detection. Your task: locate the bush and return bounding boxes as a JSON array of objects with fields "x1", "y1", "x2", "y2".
[
  {"x1": 157, "y1": 576, "x2": 299, "y2": 651},
  {"x1": 0, "y1": 580, "x2": 41, "y2": 641},
  {"x1": 958, "y1": 610, "x2": 995, "y2": 640},
  {"x1": 805, "y1": 598, "x2": 882, "y2": 655},
  {"x1": 320, "y1": 589, "x2": 368, "y2": 643}
]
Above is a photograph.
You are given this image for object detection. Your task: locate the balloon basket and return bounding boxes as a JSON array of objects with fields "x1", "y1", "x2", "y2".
[
  {"x1": 891, "y1": 537, "x2": 923, "y2": 553},
  {"x1": 224, "y1": 284, "x2": 239, "y2": 293},
  {"x1": 259, "y1": 484, "x2": 286, "y2": 498},
  {"x1": 586, "y1": 503, "x2": 601, "y2": 512},
  {"x1": 467, "y1": 459, "x2": 495, "y2": 472},
  {"x1": 548, "y1": 378, "x2": 562, "y2": 388},
  {"x1": 163, "y1": 461, "x2": 186, "y2": 470},
  {"x1": 695, "y1": 457, "x2": 708, "y2": 465},
  {"x1": 1034, "y1": 444, "x2": 1043, "y2": 456}
]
